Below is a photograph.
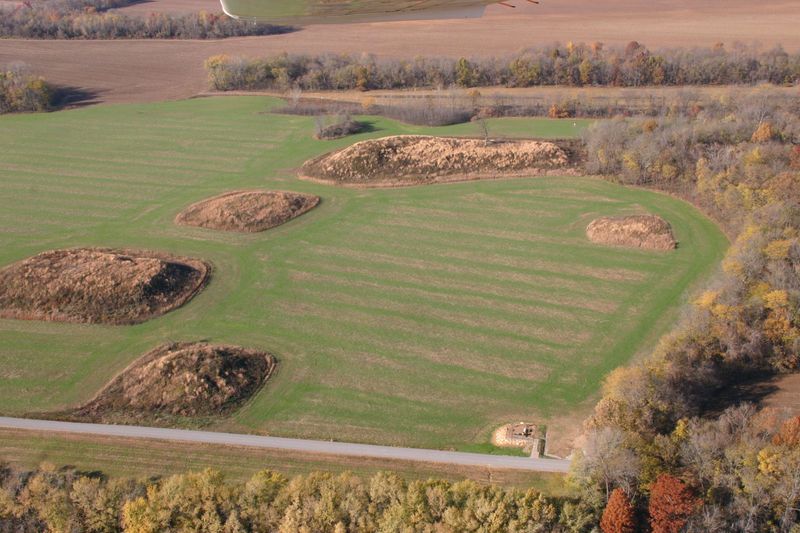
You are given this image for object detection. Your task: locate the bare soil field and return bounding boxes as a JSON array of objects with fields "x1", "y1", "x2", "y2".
[
  {"x1": 1, "y1": 0, "x2": 798, "y2": 105},
  {"x1": 586, "y1": 215, "x2": 677, "y2": 251},
  {"x1": 301, "y1": 135, "x2": 573, "y2": 187},
  {"x1": 68, "y1": 342, "x2": 276, "y2": 423},
  {"x1": 176, "y1": 190, "x2": 320, "y2": 232},
  {"x1": 764, "y1": 373, "x2": 800, "y2": 416},
  {"x1": 0, "y1": 248, "x2": 208, "y2": 325}
]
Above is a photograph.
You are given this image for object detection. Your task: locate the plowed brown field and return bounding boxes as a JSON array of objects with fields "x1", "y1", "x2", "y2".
[{"x1": 1, "y1": 0, "x2": 798, "y2": 105}]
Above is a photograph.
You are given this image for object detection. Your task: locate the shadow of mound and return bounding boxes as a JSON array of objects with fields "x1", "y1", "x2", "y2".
[
  {"x1": 51, "y1": 86, "x2": 102, "y2": 109},
  {"x1": 703, "y1": 371, "x2": 781, "y2": 417}
]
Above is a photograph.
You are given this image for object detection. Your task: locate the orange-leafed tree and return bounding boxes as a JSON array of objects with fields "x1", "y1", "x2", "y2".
[
  {"x1": 772, "y1": 415, "x2": 800, "y2": 446},
  {"x1": 600, "y1": 488, "x2": 636, "y2": 533},
  {"x1": 648, "y1": 474, "x2": 700, "y2": 533}
]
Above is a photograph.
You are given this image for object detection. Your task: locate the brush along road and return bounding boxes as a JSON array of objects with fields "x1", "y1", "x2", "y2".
[{"x1": 0, "y1": 417, "x2": 569, "y2": 473}]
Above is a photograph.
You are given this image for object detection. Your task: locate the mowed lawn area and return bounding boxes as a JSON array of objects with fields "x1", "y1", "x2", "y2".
[{"x1": 0, "y1": 97, "x2": 727, "y2": 450}]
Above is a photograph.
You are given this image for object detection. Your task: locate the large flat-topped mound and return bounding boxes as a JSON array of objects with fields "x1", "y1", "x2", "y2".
[
  {"x1": 301, "y1": 135, "x2": 573, "y2": 187},
  {"x1": 0, "y1": 248, "x2": 209, "y2": 325}
]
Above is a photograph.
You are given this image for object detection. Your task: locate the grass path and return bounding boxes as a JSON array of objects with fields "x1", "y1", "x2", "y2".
[{"x1": 0, "y1": 97, "x2": 728, "y2": 451}]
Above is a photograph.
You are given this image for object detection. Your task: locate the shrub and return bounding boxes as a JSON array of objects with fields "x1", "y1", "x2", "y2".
[
  {"x1": 0, "y1": 66, "x2": 53, "y2": 114},
  {"x1": 600, "y1": 488, "x2": 636, "y2": 533},
  {"x1": 648, "y1": 475, "x2": 700, "y2": 533},
  {"x1": 313, "y1": 114, "x2": 365, "y2": 139}
]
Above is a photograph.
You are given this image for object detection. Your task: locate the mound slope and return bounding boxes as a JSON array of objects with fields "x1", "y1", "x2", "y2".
[
  {"x1": 0, "y1": 248, "x2": 209, "y2": 325},
  {"x1": 70, "y1": 342, "x2": 276, "y2": 423},
  {"x1": 586, "y1": 215, "x2": 677, "y2": 250},
  {"x1": 176, "y1": 190, "x2": 320, "y2": 233},
  {"x1": 301, "y1": 135, "x2": 573, "y2": 187}
]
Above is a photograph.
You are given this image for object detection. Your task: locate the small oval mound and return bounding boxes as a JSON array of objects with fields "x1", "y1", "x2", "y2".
[
  {"x1": 175, "y1": 190, "x2": 320, "y2": 233},
  {"x1": 301, "y1": 135, "x2": 573, "y2": 187},
  {"x1": 586, "y1": 215, "x2": 677, "y2": 250},
  {"x1": 0, "y1": 248, "x2": 209, "y2": 325},
  {"x1": 70, "y1": 342, "x2": 276, "y2": 423}
]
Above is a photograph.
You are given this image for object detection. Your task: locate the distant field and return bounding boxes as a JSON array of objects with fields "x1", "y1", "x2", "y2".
[
  {"x1": 0, "y1": 97, "x2": 727, "y2": 453},
  {"x1": 2, "y1": 0, "x2": 798, "y2": 105},
  {"x1": 764, "y1": 374, "x2": 800, "y2": 416},
  {"x1": 217, "y1": 0, "x2": 492, "y2": 23}
]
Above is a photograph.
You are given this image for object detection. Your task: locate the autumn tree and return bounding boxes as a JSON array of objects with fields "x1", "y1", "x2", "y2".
[
  {"x1": 455, "y1": 57, "x2": 478, "y2": 88},
  {"x1": 648, "y1": 474, "x2": 700, "y2": 533},
  {"x1": 600, "y1": 488, "x2": 636, "y2": 533},
  {"x1": 751, "y1": 121, "x2": 777, "y2": 143}
]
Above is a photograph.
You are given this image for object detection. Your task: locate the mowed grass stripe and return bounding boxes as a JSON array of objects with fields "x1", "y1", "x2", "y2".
[
  {"x1": 276, "y1": 299, "x2": 573, "y2": 355},
  {"x1": 0, "y1": 97, "x2": 728, "y2": 451},
  {"x1": 346, "y1": 220, "x2": 671, "y2": 272},
  {"x1": 285, "y1": 260, "x2": 623, "y2": 314},
  {"x1": 1, "y1": 153, "x2": 233, "y2": 182},
  {"x1": 329, "y1": 235, "x2": 653, "y2": 283},
  {"x1": 1, "y1": 185, "x2": 144, "y2": 210},
  {"x1": 281, "y1": 282, "x2": 590, "y2": 347},
  {"x1": 301, "y1": 245, "x2": 639, "y2": 298},
  {"x1": 1, "y1": 160, "x2": 183, "y2": 186},
  {"x1": 286, "y1": 269, "x2": 606, "y2": 324}
]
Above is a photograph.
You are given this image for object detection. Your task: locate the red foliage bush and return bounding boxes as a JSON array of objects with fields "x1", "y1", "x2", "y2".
[
  {"x1": 601, "y1": 488, "x2": 637, "y2": 533},
  {"x1": 649, "y1": 474, "x2": 701, "y2": 533}
]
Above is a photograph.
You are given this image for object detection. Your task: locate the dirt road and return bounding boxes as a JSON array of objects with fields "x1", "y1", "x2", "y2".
[{"x1": 0, "y1": 417, "x2": 571, "y2": 473}]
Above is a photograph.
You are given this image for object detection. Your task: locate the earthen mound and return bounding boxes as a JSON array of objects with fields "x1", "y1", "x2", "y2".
[
  {"x1": 586, "y1": 215, "x2": 677, "y2": 250},
  {"x1": 301, "y1": 135, "x2": 573, "y2": 187},
  {"x1": 176, "y1": 190, "x2": 319, "y2": 233},
  {"x1": 0, "y1": 248, "x2": 209, "y2": 325},
  {"x1": 71, "y1": 342, "x2": 276, "y2": 422}
]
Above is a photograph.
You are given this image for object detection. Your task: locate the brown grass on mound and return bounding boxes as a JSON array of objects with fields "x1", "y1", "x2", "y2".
[
  {"x1": 301, "y1": 135, "x2": 573, "y2": 187},
  {"x1": 69, "y1": 342, "x2": 276, "y2": 423},
  {"x1": 586, "y1": 215, "x2": 677, "y2": 250},
  {"x1": 175, "y1": 190, "x2": 320, "y2": 233},
  {"x1": 0, "y1": 248, "x2": 209, "y2": 325}
]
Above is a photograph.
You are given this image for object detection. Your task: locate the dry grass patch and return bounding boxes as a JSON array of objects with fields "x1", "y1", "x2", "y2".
[
  {"x1": 586, "y1": 215, "x2": 677, "y2": 251},
  {"x1": 0, "y1": 248, "x2": 208, "y2": 325},
  {"x1": 301, "y1": 135, "x2": 574, "y2": 187},
  {"x1": 176, "y1": 190, "x2": 319, "y2": 233},
  {"x1": 68, "y1": 342, "x2": 276, "y2": 424}
]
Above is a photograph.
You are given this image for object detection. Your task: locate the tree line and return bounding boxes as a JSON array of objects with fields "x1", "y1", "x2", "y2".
[
  {"x1": 0, "y1": 65, "x2": 52, "y2": 113},
  {"x1": 0, "y1": 0, "x2": 288, "y2": 39},
  {"x1": 571, "y1": 89, "x2": 800, "y2": 531},
  {"x1": 0, "y1": 463, "x2": 563, "y2": 531},
  {"x1": 205, "y1": 43, "x2": 800, "y2": 92}
]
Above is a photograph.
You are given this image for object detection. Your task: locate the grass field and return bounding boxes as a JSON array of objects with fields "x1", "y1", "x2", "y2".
[
  {"x1": 0, "y1": 96, "x2": 727, "y2": 453},
  {"x1": 219, "y1": 0, "x2": 492, "y2": 22}
]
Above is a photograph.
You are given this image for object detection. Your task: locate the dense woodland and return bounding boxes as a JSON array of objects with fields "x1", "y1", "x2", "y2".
[
  {"x1": 0, "y1": 465, "x2": 563, "y2": 532},
  {"x1": 0, "y1": 65, "x2": 52, "y2": 113},
  {"x1": 574, "y1": 91, "x2": 800, "y2": 531},
  {"x1": 205, "y1": 43, "x2": 800, "y2": 92},
  {"x1": 0, "y1": 0, "x2": 286, "y2": 39}
]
